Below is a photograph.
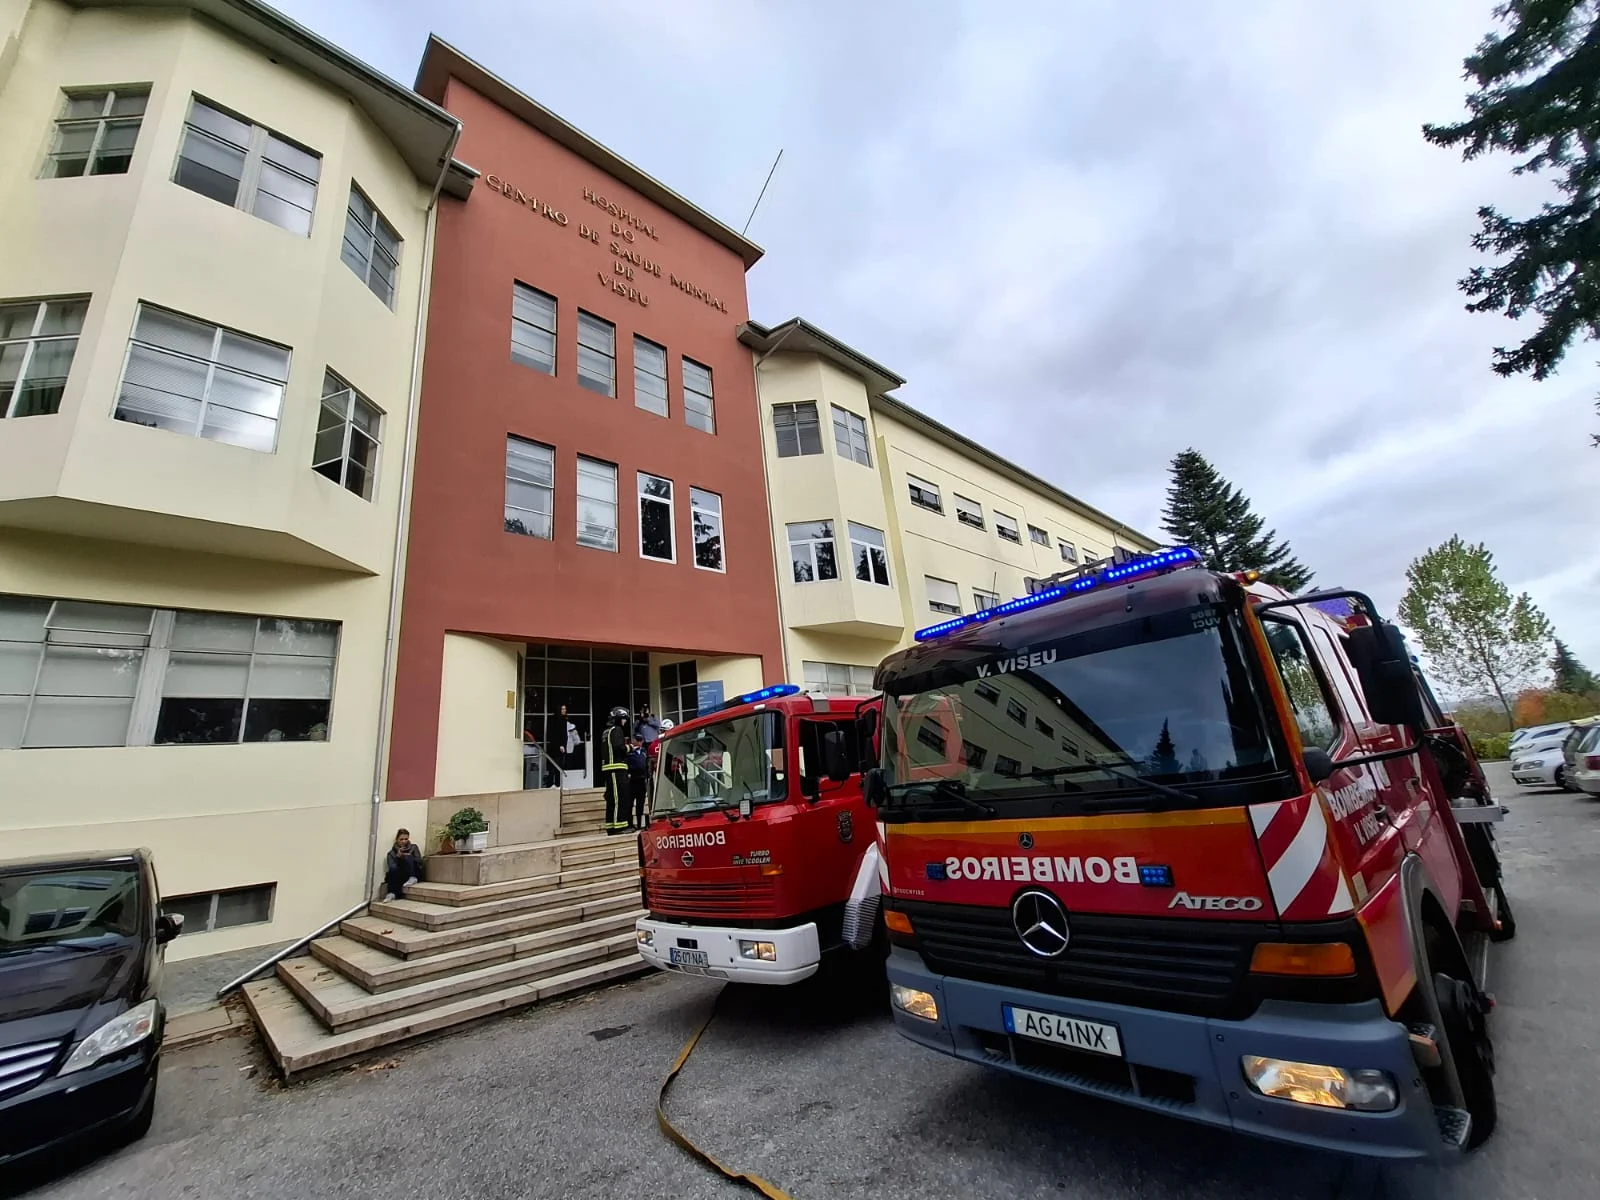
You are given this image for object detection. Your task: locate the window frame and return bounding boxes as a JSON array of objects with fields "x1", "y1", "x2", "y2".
[
  {"x1": 633, "y1": 335, "x2": 669, "y2": 417},
  {"x1": 162, "y1": 883, "x2": 275, "y2": 933},
  {"x1": 953, "y1": 494, "x2": 985, "y2": 530},
  {"x1": 311, "y1": 371, "x2": 382, "y2": 501},
  {"x1": 830, "y1": 405, "x2": 872, "y2": 466},
  {"x1": 1059, "y1": 540, "x2": 1078, "y2": 564},
  {"x1": 787, "y1": 521, "x2": 839, "y2": 584},
  {"x1": 682, "y1": 357, "x2": 715, "y2": 433},
  {"x1": 172, "y1": 96, "x2": 321, "y2": 236},
  {"x1": 689, "y1": 486, "x2": 725, "y2": 573},
  {"x1": 1260, "y1": 616, "x2": 1343, "y2": 752},
  {"x1": 908, "y1": 475, "x2": 943, "y2": 513},
  {"x1": 925, "y1": 576, "x2": 961, "y2": 615},
  {"x1": 41, "y1": 87, "x2": 149, "y2": 179},
  {"x1": 576, "y1": 455, "x2": 619, "y2": 551},
  {"x1": 511, "y1": 283, "x2": 557, "y2": 375},
  {"x1": 973, "y1": 588, "x2": 1001, "y2": 611},
  {"x1": 504, "y1": 435, "x2": 555, "y2": 539},
  {"x1": 847, "y1": 522, "x2": 891, "y2": 587},
  {"x1": 1028, "y1": 524, "x2": 1050, "y2": 546},
  {"x1": 773, "y1": 401, "x2": 823, "y2": 458},
  {"x1": 575, "y1": 310, "x2": 616, "y2": 397},
  {"x1": 340, "y1": 183, "x2": 401, "y2": 308},
  {"x1": 1, "y1": 296, "x2": 88, "y2": 419},
  {"x1": 994, "y1": 511, "x2": 1022, "y2": 543},
  {"x1": 637, "y1": 471, "x2": 676, "y2": 563}
]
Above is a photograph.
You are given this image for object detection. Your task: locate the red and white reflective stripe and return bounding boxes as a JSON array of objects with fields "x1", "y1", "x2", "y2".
[
  {"x1": 1249, "y1": 795, "x2": 1354, "y2": 919},
  {"x1": 874, "y1": 821, "x2": 890, "y2": 887}
]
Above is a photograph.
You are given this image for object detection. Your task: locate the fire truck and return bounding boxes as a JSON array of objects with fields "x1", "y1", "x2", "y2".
[
  {"x1": 868, "y1": 547, "x2": 1512, "y2": 1159},
  {"x1": 634, "y1": 685, "x2": 885, "y2": 986}
]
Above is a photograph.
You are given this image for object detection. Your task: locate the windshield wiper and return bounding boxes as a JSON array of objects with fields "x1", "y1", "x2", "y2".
[
  {"x1": 885, "y1": 779, "x2": 995, "y2": 820},
  {"x1": 1025, "y1": 760, "x2": 1200, "y2": 807}
]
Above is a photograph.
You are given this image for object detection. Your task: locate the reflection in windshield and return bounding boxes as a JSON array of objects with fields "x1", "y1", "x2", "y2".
[
  {"x1": 882, "y1": 603, "x2": 1282, "y2": 807},
  {"x1": 0, "y1": 866, "x2": 140, "y2": 951},
  {"x1": 653, "y1": 712, "x2": 787, "y2": 816}
]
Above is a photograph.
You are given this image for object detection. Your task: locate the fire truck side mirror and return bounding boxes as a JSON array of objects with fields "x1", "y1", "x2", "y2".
[
  {"x1": 1303, "y1": 747, "x2": 1336, "y2": 784},
  {"x1": 855, "y1": 706, "x2": 880, "y2": 770},
  {"x1": 822, "y1": 730, "x2": 852, "y2": 783},
  {"x1": 863, "y1": 768, "x2": 888, "y2": 808},
  {"x1": 1346, "y1": 622, "x2": 1427, "y2": 730}
]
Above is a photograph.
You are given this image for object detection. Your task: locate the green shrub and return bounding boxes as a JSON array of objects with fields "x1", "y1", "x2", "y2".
[
  {"x1": 445, "y1": 807, "x2": 489, "y2": 839},
  {"x1": 1472, "y1": 733, "x2": 1512, "y2": 762}
]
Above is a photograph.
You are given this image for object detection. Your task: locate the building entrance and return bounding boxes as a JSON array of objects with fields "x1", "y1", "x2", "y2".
[{"x1": 523, "y1": 644, "x2": 650, "y2": 789}]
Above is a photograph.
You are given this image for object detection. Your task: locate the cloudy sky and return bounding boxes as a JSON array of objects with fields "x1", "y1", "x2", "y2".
[{"x1": 284, "y1": 0, "x2": 1599, "y2": 676}]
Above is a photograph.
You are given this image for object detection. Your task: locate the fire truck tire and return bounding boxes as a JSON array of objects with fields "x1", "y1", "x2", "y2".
[
  {"x1": 1432, "y1": 970, "x2": 1497, "y2": 1149},
  {"x1": 1488, "y1": 882, "x2": 1517, "y2": 943}
]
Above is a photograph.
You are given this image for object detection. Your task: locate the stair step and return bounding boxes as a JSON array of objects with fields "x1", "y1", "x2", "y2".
[
  {"x1": 406, "y1": 859, "x2": 635, "y2": 907},
  {"x1": 371, "y1": 874, "x2": 636, "y2": 931},
  {"x1": 557, "y1": 823, "x2": 606, "y2": 838},
  {"x1": 309, "y1": 909, "x2": 643, "y2": 992},
  {"x1": 561, "y1": 840, "x2": 639, "y2": 867},
  {"x1": 341, "y1": 892, "x2": 639, "y2": 958},
  {"x1": 280, "y1": 931, "x2": 640, "y2": 1030},
  {"x1": 243, "y1": 955, "x2": 651, "y2": 1078}
]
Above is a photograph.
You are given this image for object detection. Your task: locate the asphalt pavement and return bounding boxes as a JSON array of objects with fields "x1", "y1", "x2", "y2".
[{"x1": 13, "y1": 763, "x2": 1597, "y2": 1200}]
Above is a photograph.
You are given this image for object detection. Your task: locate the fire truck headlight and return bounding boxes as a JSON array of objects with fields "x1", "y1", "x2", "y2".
[
  {"x1": 890, "y1": 985, "x2": 939, "y2": 1022},
  {"x1": 1240, "y1": 1056, "x2": 1397, "y2": 1112},
  {"x1": 737, "y1": 940, "x2": 777, "y2": 962},
  {"x1": 636, "y1": 928, "x2": 654, "y2": 948}
]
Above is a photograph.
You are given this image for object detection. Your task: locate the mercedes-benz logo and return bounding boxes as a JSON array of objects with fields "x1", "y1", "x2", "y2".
[
  {"x1": 681, "y1": 851, "x2": 694, "y2": 867},
  {"x1": 1012, "y1": 889, "x2": 1070, "y2": 958},
  {"x1": 1018, "y1": 832, "x2": 1034, "y2": 849}
]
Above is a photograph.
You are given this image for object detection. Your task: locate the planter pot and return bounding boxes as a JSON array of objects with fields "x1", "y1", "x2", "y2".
[{"x1": 465, "y1": 830, "x2": 489, "y2": 853}]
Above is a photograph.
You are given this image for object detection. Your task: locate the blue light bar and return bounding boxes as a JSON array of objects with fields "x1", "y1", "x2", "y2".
[
  {"x1": 722, "y1": 683, "x2": 801, "y2": 710},
  {"x1": 912, "y1": 546, "x2": 1201, "y2": 642}
]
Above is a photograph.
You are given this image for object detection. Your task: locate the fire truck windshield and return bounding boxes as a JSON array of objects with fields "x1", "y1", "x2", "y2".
[
  {"x1": 880, "y1": 601, "x2": 1288, "y2": 811},
  {"x1": 653, "y1": 711, "x2": 788, "y2": 817}
]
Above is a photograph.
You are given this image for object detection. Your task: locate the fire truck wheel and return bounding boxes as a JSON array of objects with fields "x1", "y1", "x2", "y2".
[
  {"x1": 1488, "y1": 882, "x2": 1517, "y2": 943},
  {"x1": 1432, "y1": 970, "x2": 1497, "y2": 1149}
]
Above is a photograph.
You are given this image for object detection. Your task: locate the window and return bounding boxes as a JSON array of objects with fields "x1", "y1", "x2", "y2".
[
  {"x1": 916, "y1": 723, "x2": 947, "y2": 755},
  {"x1": 42, "y1": 88, "x2": 147, "y2": 178},
  {"x1": 312, "y1": 372, "x2": 381, "y2": 500},
  {"x1": 849, "y1": 523, "x2": 891, "y2": 586},
  {"x1": 173, "y1": 98, "x2": 320, "y2": 235},
  {"x1": 576, "y1": 311, "x2": 615, "y2": 396},
  {"x1": 1034, "y1": 716, "x2": 1055, "y2": 738},
  {"x1": 1, "y1": 297, "x2": 87, "y2": 418},
  {"x1": 340, "y1": 185, "x2": 400, "y2": 307},
  {"x1": 638, "y1": 472, "x2": 674, "y2": 562},
  {"x1": 995, "y1": 755, "x2": 1023, "y2": 779},
  {"x1": 504, "y1": 436, "x2": 554, "y2": 538},
  {"x1": 683, "y1": 358, "x2": 714, "y2": 433},
  {"x1": 961, "y1": 741, "x2": 988, "y2": 769},
  {"x1": 1029, "y1": 524, "x2": 1050, "y2": 546},
  {"x1": 788, "y1": 521, "x2": 838, "y2": 583},
  {"x1": 155, "y1": 614, "x2": 337, "y2": 744},
  {"x1": 954, "y1": 495, "x2": 985, "y2": 530},
  {"x1": 1081, "y1": 547, "x2": 1098, "y2": 564},
  {"x1": 511, "y1": 283, "x2": 557, "y2": 374},
  {"x1": 974, "y1": 681, "x2": 1000, "y2": 704},
  {"x1": 115, "y1": 304, "x2": 290, "y2": 452},
  {"x1": 773, "y1": 402, "x2": 822, "y2": 457},
  {"x1": 163, "y1": 884, "x2": 274, "y2": 933},
  {"x1": 634, "y1": 336, "x2": 668, "y2": 417},
  {"x1": 926, "y1": 577, "x2": 961, "y2": 615},
  {"x1": 690, "y1": 487, "x2": 724, "y2": 571},
  {"x1": 973, "y1": 588, "x2": 1000, "y2": 611},
  {"x1": 576, "y1": 456, "x2": 618, "y2": 550},
  {"x1": 831, "y1": 405, "x2": 871, "y2": 466},
  {"x1": 660, "y1": 660, "x2": 698, "y2": 726},
  {"x1": 802, "y1": 661, "x2": 877, "y2": 697},
  {"x1": 0, "y1": 596, "x2": 339, "y2": 749},
  {"x1": 1005, "y1": 698, "x2": 1027, "y2": 725},
  {"x1": 1263, "y1": 619, "x2": 1339, "y2": 750},
  {"x1": 908, "y1": 475, "x2": 943, "y2": 513},
  {"x1": 994, "y1": 512, "x2": 1021, "y2": 543},
  {"x1": 1059, "y1": 540, "x2": 1077, "y2": 564}
]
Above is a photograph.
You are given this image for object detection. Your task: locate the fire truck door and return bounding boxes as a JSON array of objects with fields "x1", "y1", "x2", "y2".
[{"x1": 795, "y1": 716, "x2": 869, "y2": 917}]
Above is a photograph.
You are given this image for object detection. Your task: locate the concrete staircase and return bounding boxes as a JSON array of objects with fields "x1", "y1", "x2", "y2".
[
  {"x1": 242, "y1": 829, "x2": 647, "y2": 1077},
  {"x1": 558, "y1": 786, "x2": 606, "y2": 837}
]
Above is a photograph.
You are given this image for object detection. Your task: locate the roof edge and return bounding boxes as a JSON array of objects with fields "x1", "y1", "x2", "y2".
[{"x1": 739, "y1": 317, "x2": 906, "y2": 394}]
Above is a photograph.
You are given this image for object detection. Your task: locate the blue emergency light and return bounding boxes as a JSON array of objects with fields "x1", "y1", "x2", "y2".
[
  {"x1": 913, "y1": 546, "x2": 1202, "y2": 642},
  {"x1": 721, "y1": 683, "x2": 800, "y2": 710}
]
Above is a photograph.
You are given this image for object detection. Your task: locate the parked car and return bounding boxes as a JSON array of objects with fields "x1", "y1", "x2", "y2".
[
  {"x1": 1511, "y1": 741, "x2": 1572, "y2": 788},
  {"x1": 0, "y1": 849, "x2": 182, "y2": 1168},
  {"x1": 1559, "y1": 718, "x2": 1600, "y2": 792},
  {"x1": 1509, "y1": 721, "x2": 1572, "y2": 754},
  {"x1": 1569, "y1": 724, "x2": 1600, "y2": 798}
]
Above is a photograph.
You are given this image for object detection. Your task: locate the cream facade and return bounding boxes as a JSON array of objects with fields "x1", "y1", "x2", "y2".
[
  {"x1": 741, "y1": 319, "x2": 1158, "y2": 694},
  {"x1": 0, "y1": 0, "x2": 457, "y2": 959}
]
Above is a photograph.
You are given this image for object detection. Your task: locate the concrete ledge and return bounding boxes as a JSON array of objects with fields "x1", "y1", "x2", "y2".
[
  {"x1": 425, "y1": 788, "x2": 562, "y2": 853},
  {"x1": 426, "y1": 842, "x2": 561, "y2": 886},
  {"x1": 163, "y1": 1002, "x2": 251, "y2": 1051}
]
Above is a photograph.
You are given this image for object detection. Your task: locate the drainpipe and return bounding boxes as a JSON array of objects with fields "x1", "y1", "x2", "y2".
[
  {"x1": 747, "y1": 326, "x2": 799, "y2": 683},
  {"x1": 363, "y1": 124, "x2": 462, "y2": 899}
]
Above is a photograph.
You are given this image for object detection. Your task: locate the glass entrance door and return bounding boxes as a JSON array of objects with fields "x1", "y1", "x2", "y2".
[{"x1": 524, "y1": 645, "x2": 651, "y2": 791}]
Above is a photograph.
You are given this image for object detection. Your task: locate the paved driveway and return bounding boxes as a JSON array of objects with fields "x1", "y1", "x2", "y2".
[{"x1": 13, "y1": 763, "x2": 1596, "y2": 1200}]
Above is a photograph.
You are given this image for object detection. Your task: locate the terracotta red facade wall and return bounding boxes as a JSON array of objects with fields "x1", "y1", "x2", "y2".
[{"x1": 387, "y1": 78, "x2": 784, "y2": 801}]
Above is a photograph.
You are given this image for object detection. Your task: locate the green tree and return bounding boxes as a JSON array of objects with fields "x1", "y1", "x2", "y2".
[
  {"x1": 1397, "y1": 536, "x2": 1554, "y2": 725},
  {"x1": 1552, "y1": 637, "x2": 1600, "y2": 694},
  {"x1": 1160, "y1": 449, "x2": 1313, "y2": 591}
]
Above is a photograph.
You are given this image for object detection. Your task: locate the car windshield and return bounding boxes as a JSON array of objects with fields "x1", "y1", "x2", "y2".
[
  {"x1": 881, "y1": 601, "x2": 1286, "y2": 810},
  {"x1": 653, "y1": 712, "x2": 787, "y2": 817},
  {"x1": 0, "y1": 864, "x2": 141, "y2": 953}
]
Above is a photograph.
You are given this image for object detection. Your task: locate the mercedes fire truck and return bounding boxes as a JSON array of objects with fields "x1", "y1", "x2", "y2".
[
  {"x1": 869, "y1": 547, "x2": 1512, "y2": 1159},
  {"x1": 634, "y1": 685, "x2": 885, "y2": 985}
]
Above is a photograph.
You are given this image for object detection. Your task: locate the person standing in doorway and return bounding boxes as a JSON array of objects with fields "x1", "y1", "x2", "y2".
[
  {"x1": 547, "y1": 705, "x2": 578, "y2": 777},
  {"x1": 600, "y1": 707, "x2": 633, "y2": 834}
]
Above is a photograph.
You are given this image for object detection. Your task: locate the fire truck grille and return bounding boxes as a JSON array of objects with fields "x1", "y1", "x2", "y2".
[
  {"x1": 896, "y1": 900, "x2": 1260, "y2": 1018},
  {"x1": 647, "y1": 878, "x2": 779, "y2": 920}
]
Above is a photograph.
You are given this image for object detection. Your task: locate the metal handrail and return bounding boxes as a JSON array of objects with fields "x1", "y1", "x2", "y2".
[{"x1": 215, "y1": 899, "x2": 369, "y2": 1000}]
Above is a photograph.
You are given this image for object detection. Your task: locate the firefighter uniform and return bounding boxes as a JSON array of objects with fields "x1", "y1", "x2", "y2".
[{"x1": 601, "y1": 710, "x2": 632, "y2": 834}]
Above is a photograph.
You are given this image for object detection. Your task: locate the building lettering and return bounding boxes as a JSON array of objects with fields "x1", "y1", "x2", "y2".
[
  {"x1": 483, "y1": 174, "x2": 568, "y2": 226},
  {"x1": 583, "y1": 187, "x2": 659, "y2": 240},
  {"x1": 609, "y1": 242, "x2": 662, "y2": 277},
  {"x1": 597, "y1": 271, "x2": 649, "y2": 308},
  {"x1": 669, "y1": 273, "x2": 729, "y2": 313}
]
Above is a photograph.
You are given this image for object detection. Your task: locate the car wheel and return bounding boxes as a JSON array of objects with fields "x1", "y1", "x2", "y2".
[
  {"x1": 1554, "y1": 767, "x2": 1565, "y2": 790},
  {"x1": 121, "y1": 1075, "x2": 157, "y2": 1144},
  {"x1": 1432, "y1": 971, "x2": 1496, "y2": 1148}
]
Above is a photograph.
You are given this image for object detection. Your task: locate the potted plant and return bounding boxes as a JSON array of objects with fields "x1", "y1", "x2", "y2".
[
  {"x1": 446, "y1": 807, "x2": 490, "y2": 853},
  {"x1": 436, "y1": 828, "x2": 456, "y2": 855}
]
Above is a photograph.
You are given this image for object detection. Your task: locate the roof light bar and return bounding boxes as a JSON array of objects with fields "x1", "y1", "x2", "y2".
[
  {"x1": 913, "y1": 546, "x2": 1201, "y2": 642},
  {"x1": 721, "y1": 683, "x2": 800, "y2": 711}
]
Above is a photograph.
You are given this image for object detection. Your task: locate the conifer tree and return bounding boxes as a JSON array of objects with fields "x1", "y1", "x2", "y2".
[
  {"x1": 1160, "y1": 449, "x2": 1313, "y2": 591},
  {"x1": 1552, "y1": 638, "x2": 1599, "y2": 696}
]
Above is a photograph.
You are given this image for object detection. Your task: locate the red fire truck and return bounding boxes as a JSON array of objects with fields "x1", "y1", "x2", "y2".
[
  {"x1": 869, "y1": 547, "x2": 1512, "y2": 1159},
  {"x1": 634, "y1": 685, "x2": 885, "y2": 985}
]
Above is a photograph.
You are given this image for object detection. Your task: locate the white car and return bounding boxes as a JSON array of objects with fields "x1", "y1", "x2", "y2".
[
  {"x1": 1570, "y1": 725, "x2": 1600, "y2": 798},
  {"x1": 1509, "y1": 721, "x2": 1571, "y2": 756},
  {"x1": 1511, "y1": 742, "x2": 1571, "y2": 788}
]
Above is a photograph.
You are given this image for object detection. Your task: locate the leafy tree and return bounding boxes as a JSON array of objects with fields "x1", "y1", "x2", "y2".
[
  {"x1": 1397, "y1": 536, "x2": 1553, "y2": 725},
  {"x1": 1552, "y1": 637, "x2": 1600, "y2": 694},
  {"x1": 1520, "y1": 688, "x2": 1600, "y2": 722},
  {"x1": 1160, "y1": 449, "x2": 1313, "y2": 591}
]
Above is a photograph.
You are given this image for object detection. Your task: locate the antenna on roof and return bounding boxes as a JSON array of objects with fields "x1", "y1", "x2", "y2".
[{"x1": 741, "y1": 149, "x2": 783, "y2": 238}]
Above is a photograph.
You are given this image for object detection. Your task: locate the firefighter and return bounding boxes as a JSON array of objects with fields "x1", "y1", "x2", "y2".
[{"x1": 600, "y1": 706, "x2": 633, "y2": 835}]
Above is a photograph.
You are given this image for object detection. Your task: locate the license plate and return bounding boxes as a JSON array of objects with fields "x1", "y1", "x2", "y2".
[
  {"x1": 669, "y1": 947, "x2": 710, "y2": 968},
  {"x1": 1004, "y1": 1004, "x2": 1123, "y2": 1057}
]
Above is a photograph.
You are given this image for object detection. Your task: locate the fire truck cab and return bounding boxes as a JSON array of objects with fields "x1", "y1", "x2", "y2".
[
  {"x1": 635, "y1": 685, "x2": 884, "y2": 985},
  {"x1": 871, "y1": 548, "x2": 1511, "y2": 1160}
]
